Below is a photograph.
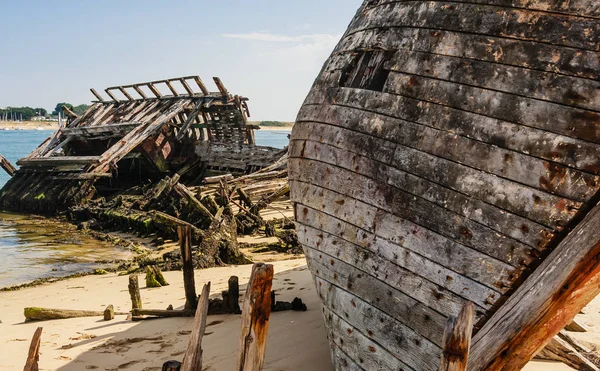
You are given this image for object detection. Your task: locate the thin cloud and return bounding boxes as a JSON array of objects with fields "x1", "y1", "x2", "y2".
[{"x1": 222, "y1": 32, "x2": 337, "y2": 43}]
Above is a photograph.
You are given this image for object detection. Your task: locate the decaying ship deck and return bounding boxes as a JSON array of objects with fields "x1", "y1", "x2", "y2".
[
  {"x1": 0, "y1": 76, "x2": 283, "y2": 213},
  {"x1": 290, "y1": 1, "x2": 600, "y2": 370}
]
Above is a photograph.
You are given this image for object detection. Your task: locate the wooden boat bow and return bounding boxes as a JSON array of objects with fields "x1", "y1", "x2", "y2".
[{"x1": 290, "y1": 1, "x2": 600, "y2": 370}]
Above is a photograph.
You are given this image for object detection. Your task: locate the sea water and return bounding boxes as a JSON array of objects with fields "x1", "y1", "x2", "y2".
[{"x1": 0, "y1": 129, "x2": 291, "y2": 288}]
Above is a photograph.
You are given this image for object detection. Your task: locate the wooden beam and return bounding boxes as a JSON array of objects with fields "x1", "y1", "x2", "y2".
[
  {"x1": 175, "y1": 100, "x2": 203, "y2": 140},
  {"x1": 178, "y1": 226, "x2": 197, "y2": 311},
  {"x1": 213, "y1": 77, "x2": 229, "y2": 98},
  {"x1": 237, "y1": 263, "x2": 274, "y2": 371},
  {"x1": 104, "y1": 89, "x2": 120, "y2": 102},
  {"x1": 181, "y1": 282, "x2": 211, "y2": 371},
  {"x1": 119, "y1": 87, "x2": 134, "y2": 101},
  {"x1": 23, "y1": 327, "x2": 42, "y2": 371},
  {"x1": 17, "y1": 156, "x2": 101, "y2": 167},
  {"x1": 179, "y1": 78, "x2": 195, "y2": 96},
  {"x1": 148, "y1": 83, "x2": 162, "y2": 98},
  {"x1": 133, "y1": 85, "x2": 147, "y2": 99},
  {"x1": 439, "y1": 302, "x2": 475, "y2": 371},
  {"x1": 90, "y1": 88, "x2": 105, "y2": 102},
  {"x1": 194, "y1": 76, "x2": 209, "y2": 95},
  {"x1": 61, "y1": 122, "x2": 140, "y2": 137},
  {"x1": 470, "y1": 202, "x2": 600, "y2": 370},
  {"x1": 165, "y1": 80, "x2": 179, "y2": 96},
  {"x1": 0, "y1": 153, "x2": 16, "y2": 176}
]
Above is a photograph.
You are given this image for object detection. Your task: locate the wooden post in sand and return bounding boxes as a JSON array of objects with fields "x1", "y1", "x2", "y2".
[
  {"x1": 439, "y1": 302, "x2": 475, "y2": 371},
  {"x1": 23, "y1": 327, "x2": 42, "y2": 371},
  {"x1": 128, "y1": 274, "x2": 142, "y2": 311},
  {"x1": 178, "y1": 226, "x2": 197, "y2": 311},
  {"x1": 237, "y1": 263, "x2": 274, "y2": 371},
  {"x1": 180, "y1": 282, "x2": 211, "y2": 371}
]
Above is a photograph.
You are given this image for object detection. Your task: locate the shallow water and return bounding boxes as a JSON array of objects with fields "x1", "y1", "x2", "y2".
[
  {"x1": 0, "y1": 129, "x2": 290, "y2": 288},
  {"x1": 0, "y1": 212, "x2": 132, "y2": 288}
]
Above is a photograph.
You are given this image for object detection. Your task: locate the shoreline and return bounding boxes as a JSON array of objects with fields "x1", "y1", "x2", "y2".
[
  {"x1": 0, "y1": 121, "x2": 293, "y2": 131},
  {"x1": 0, "y1": 120, "x2": 58, "y2": 130}
]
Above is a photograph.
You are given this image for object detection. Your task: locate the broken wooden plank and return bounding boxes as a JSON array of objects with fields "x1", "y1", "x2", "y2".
[
  {"x1": 17, "y1": 156, "x2": 101, "y2": 167},
  {"x1": 439, "y1": 302, "x2": 475, "y2": 371},
  {"x1": 181, "y1": 282, "x2": 211, "y2": 371},
  {"x1": 60, "y1": 122, "x2": 140, "y2": 137},
  {"x1": 565, "y1": 320, "x2": 589, "y2": 333},
  {"x1": 173, "y1": 183, "x2": 215, "y2": 222},
  {"x1": 0, "y1": 153, "x2": 16, "y2": 177},
  {"x1": 536, "y1": 335, "x2": 599, "y2": 371},
  {"x1": 237, "y1": 263, "x2": 274, "y2": 371},
  {"x1": 23, "y1": 327, "x2": 42, "y2": 371}
]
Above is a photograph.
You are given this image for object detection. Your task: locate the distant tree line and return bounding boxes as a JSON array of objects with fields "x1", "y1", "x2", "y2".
[
  {"x1": 52, "y1": 103, "x2": 90, "y2": 116},
  {"x1": 0, "y1": 106, "x2": 48, "y2": 120},
  {"x1": 0, "y1": 103, "x2": 90, "y2": 121}
]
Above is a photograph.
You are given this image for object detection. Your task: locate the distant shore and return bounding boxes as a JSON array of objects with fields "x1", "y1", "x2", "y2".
[
  {"x1": 0, "y1": 120, "x2": 292, "y2": 131},
  {"x1": 0, "y1": 120, "x2": 58, "y2": 130}
]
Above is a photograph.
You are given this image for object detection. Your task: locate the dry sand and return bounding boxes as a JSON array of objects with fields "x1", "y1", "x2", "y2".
[
  {"x1": 1, "y1": 257, "x2": 595, "y2": 370},
  {"x1": 0, "y1": 121, "x2": 58, "y2": 130}
]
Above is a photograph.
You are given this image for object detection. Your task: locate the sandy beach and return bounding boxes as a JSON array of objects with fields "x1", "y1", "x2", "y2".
[
  {"x1": 0, "y1": 120, "x2": 59, "y2": 130},
  {"x1": 1, "y1": 255, "x2": 594, "y2": 370}
]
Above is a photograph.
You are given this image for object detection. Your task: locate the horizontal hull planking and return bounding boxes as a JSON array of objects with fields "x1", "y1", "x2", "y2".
[{"x1": 291, "y1": 0, "x2": 600, "y2": 370}]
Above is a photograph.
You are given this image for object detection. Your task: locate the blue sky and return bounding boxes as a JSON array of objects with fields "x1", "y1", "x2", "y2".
[{"x1": 0, "y1": 0, "x2": 362, "y2": 121}]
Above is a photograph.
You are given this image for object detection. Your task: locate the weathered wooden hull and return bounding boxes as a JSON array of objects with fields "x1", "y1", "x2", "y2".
[{"x1": 290, "y1": 1, "x2": 600, "y2": 370}]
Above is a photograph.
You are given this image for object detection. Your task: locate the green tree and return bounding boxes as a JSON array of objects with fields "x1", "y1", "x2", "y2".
[
  {"x1": 72, "y1": 104, "x2": 90, "y2": 116},
  {"x1": 52, "y1": 102, "x2": 74, "y2": 116}
]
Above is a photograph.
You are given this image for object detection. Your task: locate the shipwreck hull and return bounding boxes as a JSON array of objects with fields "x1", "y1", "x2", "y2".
[{"x1": 290, "y1": 1, "x2": 600, "y2": 370}]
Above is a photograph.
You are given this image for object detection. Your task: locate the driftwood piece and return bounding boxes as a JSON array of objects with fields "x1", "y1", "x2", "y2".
[
  {"x1": 104, "y1": 305, "x2": 114, "y2": 321},
  {"x1": 24, "y1": 307, "x2": 126, "y2": 321},
  {"x1": 237, "y1": 263, "x2": 274, "y2": 371},
  {"x1": 566, "y1": 320, "x2": 589, "y2": 333},
  {"x1": 537, "y1": 335, "x2": 599, "y2": 371},
  {"x1": 178, "y1": 226, "x2": 198, "y2": 311},
  {"x1": 181, "y1": 282, "x2": 211, "y2": 371},
  {"x1": 129, "y1": 274, "x2": 142, "y2": 310},
  {"x1": 23, "y1": 327, "x2": 42, "y2": 371},
  {"x1": 0, "y1": 153, "x2": 16, "y2": 177},
  {"x1": 439, "y1": 302, "x2": 475, "y2": 371}
]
